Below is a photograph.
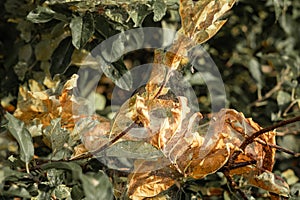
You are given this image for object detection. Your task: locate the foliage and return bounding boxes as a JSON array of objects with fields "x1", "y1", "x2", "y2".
[{"x1": 0, "y1": 0, "x2": 300, "y2": 199}]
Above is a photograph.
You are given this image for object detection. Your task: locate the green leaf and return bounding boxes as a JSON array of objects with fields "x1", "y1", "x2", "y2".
[
  {"x1": 81, "y1": 171, "x2": 113, "y2": 200},
  {"x1": 41, "y1": 162, "x2": 82, "y2": 181},
  {"x1": 113, "y1": 61, "x2": 133, "y2": 91},
  {"x1": 2, "y1": 185, "x2": 32, "y2": 198},
  {"x1": 50, "y1": 37, "x2": 75, "y2": 77},
  {"x1": 71, "y1": 184, "x2": 85, "y2": 200},
  {"x1": 248, "y1": 58, "x2": 264, "y2": 88},
  {"x1": 70, "y1": 13, "x2": 95, "y2": 49},
  {"x1": 0, "y1": 166, "x2": 28, "y2": 184},
  {"x1": 5, "y1": 113, "x2": 34, "y2": 171},
  {"x1": 277, "y1": 90, "x2": 291, "y2": 107},
  {"x1": 104, "y1": 9, "x2": 127, "y2": 28},
  {"x1": 13, "y1": 61, "x2": 28, "y2": 81},
  {"x1": 101, "y1": 60, "x2": 133, "y2": 91},
  {"x1": 94, "y1": 15, "x2": 118, "y2": 38},
  {"x1": 272, "y1": 0, "x2": 282, "y2": 21},
  {"x1": 43, "y1": 118, "x2": 69, "y2": 155},
  {"x1": 35, "y1": 40, "x2": 52, "y2": 61},
  {"x1": 153, "y1": 0, "x2": 167, "y2": 22},
  {"x1": 16, "y1": 20, "x2": 33, "y2": 42},
  {"x1": 27, "y1": 6, "x2": 56, "y2": 23},
  {"x1": 18, "y1": 44, "x2": 32, "y2": 62},
  {"x1": 46, "y1": 168, "x2": 65, "y2": 187},
  {"x1": 93, "y1": 92, "x2": 106, "y2": 111},
  {"x1": 104, "y1": 141, "x2": 163, "y2": 160},
  {"x1": 291, "y1": 183, "x2": 300, "y2": 197},
  {"x1": 127, "y1": 4, "x2": 151, "y2": 27},
  {"x1": 52, "y1": 184, "x2": 71, "y2": 199}
]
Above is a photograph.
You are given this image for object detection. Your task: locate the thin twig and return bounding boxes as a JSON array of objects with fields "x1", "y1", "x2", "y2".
[
  {"x1": 222, "y1": 168, "x2": 249, "y2": 200},
  {"x1": 228, "y1": 160, "x2": 257, "y2": 170},
  {"x1": 91, "y1": 122, "x2": 137, "y2": 155},
  {"x1": 255, "y1": 138, "x2": 300, "y2": 157},
  {"x1": 230, "y1": 115, "x2": 300, "y2": 164},
  {"x1": 250, "y1": 81, "x2": 282, "y2": 107}
]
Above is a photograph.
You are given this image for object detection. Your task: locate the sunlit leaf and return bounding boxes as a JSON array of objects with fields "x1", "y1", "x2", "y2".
[
  {"x1": 27, "y1": 6, "x2": 56, "y2": 23},
  {"x1": 128, "y1": 161, "x2": 177, "y2": 200},
  {"x1": 52, "y1": 184, "x2": 71, "y2": 199},
  {"x1": 273, "y1": 0, "x2": 283, "y2": 21},
  {"x1": 179, "y1": 0, "x2": 236, "y2": 45},
  {"x1": 70, "y1": 12, "x2": 95, "y2": 49},
  {"x1": 282, "y1": 169, "x2": 299, "y2": 185},
  {"x1": 153, "y1": 0, "x2": 167, "y2": 22},
  {"x1": 79, "y1": 116, "x2": 111, "y2": 152},
  {"x1": 246, "y1": 170, "x2": 290, "y2": 197},
  {"x1": 127, "y1": 4, "x2": 151, "y2": 27}
]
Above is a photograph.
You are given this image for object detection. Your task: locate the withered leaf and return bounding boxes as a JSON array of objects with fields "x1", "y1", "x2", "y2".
[
  {"x1": 144, "y1": 0, "x2": 237, "y2": 100},
  {"x1": 245, "y1": 170, "x2": 290, "y2": 197},
  {"x1": 127, "y1": 107, "x2": 286, "y2": 199},
  {"x1": 179, "y1": 0, "x2": 236, "y2": 45},
  {"x1": 128, "y1": 160, "x2": 179, "y2": 200}
]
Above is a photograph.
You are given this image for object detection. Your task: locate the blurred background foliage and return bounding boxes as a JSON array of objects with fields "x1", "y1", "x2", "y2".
[{"x1": 0, "y1": 0, "x2": 300, "y2": 199}]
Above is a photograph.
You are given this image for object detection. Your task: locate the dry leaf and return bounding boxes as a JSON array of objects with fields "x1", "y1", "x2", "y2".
[
  {"x1": 128, "y1": 159, "x2": 179, "y2": 200},
  {"x1": 127, "y1": 108, "x2": 289, "y2": 199},
  {"x1": 179, "y1": 0, "x2": 236, "y2": 45},
  {"x1": 145, "y1": 0, "x2": 237, "y2": 102}
]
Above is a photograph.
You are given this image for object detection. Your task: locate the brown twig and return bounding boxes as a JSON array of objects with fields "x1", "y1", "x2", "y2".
[
  {"x1": 222, "y1": 168, "x2": 249, "y2": 200},
  {"x1": 229, "y1": 115, "x2": 300, "y2": 165},
  {"x1": 67, "y1": 122, "x2": 137, "y2": 161},
  {"x1": 250, "y1": 81, "x2": 282, "y2": 107},
  {"x1": 91, "y1": 122, "x2": 137, "y2": 155},
  {"x1": 255, "y1": 138, "x2": 300, "y2": 157}
]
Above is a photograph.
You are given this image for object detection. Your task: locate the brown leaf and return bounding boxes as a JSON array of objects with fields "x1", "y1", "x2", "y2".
[
  {"x1": 14, "y1": 82, "x2": 57, "y2": 128},
  {"x1": 77, "y1": 116, "x2": 111, "y2": 153},
  {"x1": 179, "y1": 0, "x2": 236, "y2": 45},
  {"x1": 70, "y1": 143, "x2": 88, "y2": 160},
  {"x1": 128, "y1": 159, "x2": 179, "y2": 200},
  {"x1": 245, "y1": 170, "x2": 290, "y2": 197},
  {"x1": 14, "y1": 74, "x2": 80, "y2": 131},
  {"x1": 144, "y1": 0, "x2": 237, "y2": 107},
  {"x1": 127, "y1": 107, "x2": 284, "y2": 198}
]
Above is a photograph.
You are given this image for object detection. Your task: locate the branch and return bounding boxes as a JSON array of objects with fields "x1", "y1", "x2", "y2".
[
  {"x1": 91, "y1": 122, "x2": 137, "y2": 155},
  {"x1": 229, "y1": 115, "x2": 300, "y2": 165}
]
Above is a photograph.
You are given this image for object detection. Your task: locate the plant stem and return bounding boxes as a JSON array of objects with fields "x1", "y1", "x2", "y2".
[{"x1": 230, "y1": 115, "x2": 300, "y2": 165}]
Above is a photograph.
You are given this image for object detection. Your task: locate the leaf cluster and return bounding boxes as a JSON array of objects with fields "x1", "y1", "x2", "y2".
[{"x1": 0, "y1": 0, "x2": 300, "y2": 199}]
